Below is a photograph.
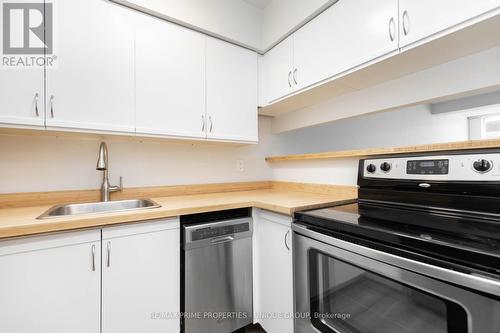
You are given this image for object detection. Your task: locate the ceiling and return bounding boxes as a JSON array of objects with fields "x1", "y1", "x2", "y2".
[{"x1": 242, "y1": 0, "x2": 272, "y2": 9}]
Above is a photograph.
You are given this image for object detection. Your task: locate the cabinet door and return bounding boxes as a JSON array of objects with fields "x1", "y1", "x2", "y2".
[
  {"x1": 399, "y1": 0, "x2": 500, "y2": 48},
  {"x1": 0, "y1": 69, "x2": 44, "y2": 128},
  {"x1": 253, "y1": 210, "x2": 294, "y2": 333},
  {"x1": 292, "y1": 5, "x2": 338, "y2": 90},
  {"x1": 46, "y1": 0, "x2": 135, "y2": 133},
  {"x1": 262, "y1": 37, "x2": 294, "y2": 103},
  {"x1": 102, "y1": 219, "x2": 180, "y2": 333},
  {"x1": 206, "y1": 38, "x2": 258, "y2": 142},
  {"x1": 135, "y1": 15, "x2": 206, "y2": 139},
  {"x1": 305, "y1": 0, "x2": 398, "y2": 81},
  {"x1": 0, "y1": 230, "x2": 101, "y2": 333}
]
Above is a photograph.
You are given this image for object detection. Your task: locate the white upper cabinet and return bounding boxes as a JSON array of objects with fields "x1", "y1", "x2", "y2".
[
  {"x1": 5, "y1": 0, "x2": 499, "y2": 138},
  {"x1": 264, "y1": 0, "x2": 398, "y2": 102},
  {"x1": 261, "y1": 37, "x2": 294, "y2": 104},
  {"x1": 399, "y1": 0, "x2": 500, "y2": 48},
  {"x1": 321, "y1": 0, "x2": 398, "y2": 79},
  {"x1": 0, "y1": 230, "x2": 101, "y2": 333},
  {"x1": 45, "y1": 0, "x2": 135, "y2": 134},
  {"x1": 135, "y1": 14, "x2": 206, "y2": 139},
  {"x1": 292, "y1": 5, "x2": 337, "y2": 91},
  {"x1": 206, "y1": 38, "x2": 258, "y2": 142},
  {"x1": 293, "y1": 0, "x2": 398, "y2": 91},
  {"x1": 0, "y1": 69, "x2": 44, "y2": 128},
  {"x1": 0, "y1": 0, "x2": 44, "y2": 129},
  {"x1": 102, "y1": 219, "x2": 180, "y2": 333}
]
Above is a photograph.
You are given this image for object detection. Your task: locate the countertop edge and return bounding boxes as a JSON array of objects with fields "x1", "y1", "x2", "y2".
[{"x1": 0, "y1": 192, "x2": 357, "y2": 240}]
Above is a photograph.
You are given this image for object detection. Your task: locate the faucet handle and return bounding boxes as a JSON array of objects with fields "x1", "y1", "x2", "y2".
[{"x1": 109, "y1": 176, "x2": 123, "y2": 194}]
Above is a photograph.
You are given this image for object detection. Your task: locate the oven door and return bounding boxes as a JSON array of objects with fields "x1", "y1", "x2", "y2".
[{"x1": 293, "y1": 223, "x2": 500, "y2": 333}]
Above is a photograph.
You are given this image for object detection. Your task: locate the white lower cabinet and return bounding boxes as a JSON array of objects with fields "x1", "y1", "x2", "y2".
[
  {"x1": 102, "y1": 219, "x2": 180, "y2": 333},
  {"x1": 253, "y1": 209, "x2": 294, "y2": 333},
  {"x1": 0, "y1": 219, "x2": 180, "y2": 333},
  {"x1": 0, "y1": 230, "x2": 102, "y2": 333}
]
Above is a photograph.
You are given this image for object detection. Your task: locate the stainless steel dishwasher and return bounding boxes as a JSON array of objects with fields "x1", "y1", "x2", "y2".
[{"x1": 181, "y1": 208, "x2": 253, "y2": 333}]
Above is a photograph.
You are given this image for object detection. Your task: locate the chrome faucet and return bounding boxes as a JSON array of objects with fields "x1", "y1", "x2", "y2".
[{"x1": 96, "y1": 142, "x2": 122, "y2": 202}]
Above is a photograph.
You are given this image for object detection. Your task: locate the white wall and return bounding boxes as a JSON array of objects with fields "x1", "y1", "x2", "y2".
[
  {"x1": 113, "y1": 0, "x2": 263, "y2": 50},
  {"x1": 261, "y1": 0, "x2": 335, "y2": 50},
  {"x1": 270, "y1": 104, "x2": 500, "y2": 185},
  {"x1": 4, "y1": 104, "x2": 499, "y2": 193},
  {"x1": 113, "y1": 0, "x2": 336, "y2": 51},
  {"x1": 0, "y1": 117, "x2": 274, "y2": 194},
  {"x1": 2, "y1": 104, "x2": 499, "y2": 193}
]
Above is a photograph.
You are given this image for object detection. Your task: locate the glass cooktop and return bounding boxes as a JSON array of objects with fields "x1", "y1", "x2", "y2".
[{"x1": 295, "y1": 202, "x2": 500, "y2": 277}]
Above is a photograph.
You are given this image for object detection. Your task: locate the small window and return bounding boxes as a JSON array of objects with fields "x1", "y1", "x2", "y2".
[{"x1": 469, "y1": 113, "x2": 500, "y2": 139}]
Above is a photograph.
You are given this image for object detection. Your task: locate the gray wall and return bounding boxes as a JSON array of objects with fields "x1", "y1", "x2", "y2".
[
  {"x1": 269, "y1": 103, "x2": 500, "y2": 185},
  {"x1": 270, "y1": 105, "x2": 471, "y2": 155}
]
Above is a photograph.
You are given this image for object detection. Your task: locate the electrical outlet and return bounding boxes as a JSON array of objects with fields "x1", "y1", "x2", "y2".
[{"x1": 237, "y1": 159, "x2": 245, "y2": 172}]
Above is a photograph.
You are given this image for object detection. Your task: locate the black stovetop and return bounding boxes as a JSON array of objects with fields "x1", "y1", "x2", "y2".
[{"x1": 295, "y1": 201, "x2": 500, "y2": 277}]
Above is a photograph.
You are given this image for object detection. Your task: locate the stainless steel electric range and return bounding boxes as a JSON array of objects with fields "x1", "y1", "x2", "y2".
[{"x1": 293, "y1": 150, "x2": 500, "y2": 333}]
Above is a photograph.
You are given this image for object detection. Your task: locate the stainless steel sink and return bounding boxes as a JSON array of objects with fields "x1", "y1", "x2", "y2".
[{"x1": 37, "y1": 199, "x2": 161, "y2": 219}]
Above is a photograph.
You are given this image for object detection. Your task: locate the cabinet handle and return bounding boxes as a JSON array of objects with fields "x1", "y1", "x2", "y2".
[
  {"x1": 209, "y1": 116, "x2": 213, "y2": 132},
  {"x1": 34, "y1": 93, "x2": 39, "y2": 117},
  {"x1": 293, "y1": 68, "x2": 298, "y2": 85},
  {"x1": 389, "y1": 17, "x2": 396, "y2": 42},
  {"x1": 49, "y1": 95, "x2": 55, "y2": 118},
  {"x1": 402, "y1": 10, "x2": 410, "y2": 36},
  {"x1": 288, "y1": 71, "x2": 292, "y2": 87},
  {"x1": 201, "y1": 115, "x2": 205, "y2": 132},
  {"x1": 91, "y1": 244, "x2": 96, "y2": 271},
  {"x1": 284, "y1": 230, "x2": 290, "y2": 251},
  {"x1": 106, "y1": 241, "x2": 111, "y2": 267}
]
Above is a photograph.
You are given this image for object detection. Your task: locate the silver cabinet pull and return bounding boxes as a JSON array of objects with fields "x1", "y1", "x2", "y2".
[
  {"x1": 91, "y1": 244, "x2": 96, "y2": 271},
  {"x1": 284, "y1": 230, "x2": 290, "y2": 251},
  {"x1": 201, "y1": 115, "x2": 205, "y2": 132},
  {"x1": 34, "y1": 93, "x2": 39, "y2": 117},
  {"x1": 293, "y1": 68, "x2": 298, "y2": 85},
  {"x1": 402, "y1": 10, "x2": 410, "y2": 36},
  {"x1": 106, "y1": 241, "x2": 111, "y2": 267},
  {"x1": 209, "y1": 116, "x2": 213, "y2": 132},
  {"x1": 389, "y1": 17, "x2": 396, "y2": 41},
  {"x1": 49, "y1": 95, "x2": 55, "y2": 118},
  {"x1": 287, "y1": 71, "x2": 292, "y2": 87}
]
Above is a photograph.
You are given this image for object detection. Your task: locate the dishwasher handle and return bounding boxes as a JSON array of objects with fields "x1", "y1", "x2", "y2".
[{"x1": 211, "y1": 235, "x2": 235, "y2": 244}]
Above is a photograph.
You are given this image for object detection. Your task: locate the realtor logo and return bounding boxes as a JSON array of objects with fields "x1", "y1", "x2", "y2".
[{"x1": 1, "y1": 1, "x2": 56, "y2": 68}]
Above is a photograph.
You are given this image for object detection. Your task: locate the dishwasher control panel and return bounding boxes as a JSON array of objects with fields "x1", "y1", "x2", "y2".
[{"x1": 191, "y1": 222, "x2": 250, "y2": 241}]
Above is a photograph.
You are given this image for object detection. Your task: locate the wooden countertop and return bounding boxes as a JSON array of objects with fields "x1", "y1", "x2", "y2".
[{"x1": 0, "y1": 187, "x2": 357, "y2": 240}]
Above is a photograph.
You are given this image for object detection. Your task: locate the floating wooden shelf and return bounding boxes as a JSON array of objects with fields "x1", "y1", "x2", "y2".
[{"x1": 265, "y1": 139, "x2": 500, "y2": 162}]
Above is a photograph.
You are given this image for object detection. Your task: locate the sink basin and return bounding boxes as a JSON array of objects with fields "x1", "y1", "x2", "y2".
[{"x1": 37, "y1": 199, "x2": 161, "y2": 219}]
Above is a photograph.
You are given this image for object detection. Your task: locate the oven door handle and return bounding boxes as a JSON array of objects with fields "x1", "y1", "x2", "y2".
[{"x1": 292, "y1": 223, "x2": 500, "y2": 298}]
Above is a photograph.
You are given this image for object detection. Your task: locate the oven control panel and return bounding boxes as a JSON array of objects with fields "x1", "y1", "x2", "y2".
[
  {"x1": 363, "y1": 153, "x2": 500, "y2": 181},
  {"x1": 407, "y1": 159, "x2": 449, "y2": 175}
]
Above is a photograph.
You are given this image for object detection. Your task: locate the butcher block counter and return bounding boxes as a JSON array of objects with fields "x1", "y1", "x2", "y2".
[{"x1": 0, "y1": 182, "x2": 357, "y2": 239}]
